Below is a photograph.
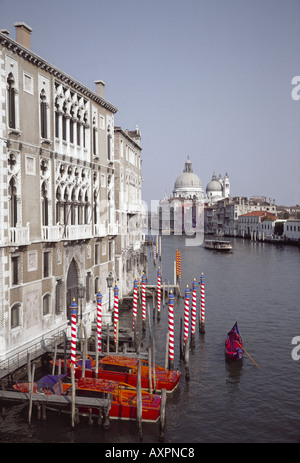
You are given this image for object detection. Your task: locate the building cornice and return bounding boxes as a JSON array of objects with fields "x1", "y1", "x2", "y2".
[
  {"x1": 0, "y1": 31, "x2": 118, "y2": 114},
  {"x1": 114, "y1": 126, "x2": 142, "y2": 151}
]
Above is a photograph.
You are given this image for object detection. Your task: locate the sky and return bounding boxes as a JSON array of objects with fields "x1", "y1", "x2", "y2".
[{"x1": 1, "y1": 0, "x2": 300, "y2": 207}]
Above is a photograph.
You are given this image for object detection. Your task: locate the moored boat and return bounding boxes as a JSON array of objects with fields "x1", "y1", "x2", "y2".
[
  {"x1": 51, "y1": 355, "x2": 181, "y2": 393},
  {"x1": 65, "y1": 377, "x2": 162, "y2": 422},
  {"x1": 13, "y1": 374, "x2": 69, "y2": 394},
  {"x1": 205, "y1": 239, "x2": 232, "y2": 252},
  {"x1": 225, "y1": 322, "x2": 243, "y2": 360}
]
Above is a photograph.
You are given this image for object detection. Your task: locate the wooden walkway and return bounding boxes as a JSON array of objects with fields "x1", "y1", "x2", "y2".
[{"x1": 0, "y1": 389, "x2": 111, "y2": 410}]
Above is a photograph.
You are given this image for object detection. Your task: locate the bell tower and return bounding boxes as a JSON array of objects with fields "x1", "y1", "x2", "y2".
[{"x1": 223, "y1": 173, "x2": 230, "y2": 198}]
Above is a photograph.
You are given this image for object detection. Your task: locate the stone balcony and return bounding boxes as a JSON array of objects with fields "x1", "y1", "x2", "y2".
[{"x1": 8, "y1": 223, "x2": 30, "y2": 246}]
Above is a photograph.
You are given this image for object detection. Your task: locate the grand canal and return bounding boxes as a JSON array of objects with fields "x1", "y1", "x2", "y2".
[{"x1": 0, "y1": 235, "x2": 300, "y2": 443}]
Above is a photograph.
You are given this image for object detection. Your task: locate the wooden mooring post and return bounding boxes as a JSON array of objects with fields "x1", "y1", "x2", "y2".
[
  {"x1": 28, "y1": 362, "x2": 35, "y2": 425},
  {"x1": 136, "y1": 359, "x2": 142, "y2": 439},
  {"x1": 159, "y1": 388, "x2": 167, "y2": 441}
]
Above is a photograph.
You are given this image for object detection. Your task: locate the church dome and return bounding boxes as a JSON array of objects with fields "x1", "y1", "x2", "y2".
[
  {"x1": 173, "y1": 157, "x2": 203, "y2": 199},
  {"x1": 206, "y1": 179, "x2": 222, "y2": 193}
]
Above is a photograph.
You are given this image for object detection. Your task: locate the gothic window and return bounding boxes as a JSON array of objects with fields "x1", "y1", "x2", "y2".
[
  {"x1": 8, "y1": 177, "x2": 17, "y2": 227},
  {"x1": 7, "y1": 72, "x2": 16, "y2": 129},
  {"x1": 63, "y1": 190, "x2": 68, "y2": 225},
  {"x1": 84, "y1": 191, "x2": 89, "y2": 224},
  {"x1": 56, "y1": 186, "x2": 61, "y2": 224},
  {"x1": 107, "y1": 125, "x2": 111, "y2": 160},
  {"x1": 41, "y1": 181, "x2": 49, "y2": 226},
  {"x1": 62, "y1": 101, "x2": 67, "y2": 141},
  {"x1": 93, "y1": 189, "x2": 98, "y2": 224},
  {"x1": 40, "y1": 90, "x2": 48, "y2": 139},
  {"x1": 92, "y1": 116, "x2": 97, "y2": 156},
  {"x1": 78, "y1": 190, "x2": 83, "y2": 225},
  {"x1": 77, "y1": 112, "x2": 81, "y2": 146},
  {"x1": 83, "y1": 111, "x2": 88, "y2": 148},
  {"x1": 55, "y1": 279, "x2": 63, "y2": 315},
  {"x1": 70, "y1": 107, "x2": 74, "y2": 143},
  {"x1": 55, "y1": 97, "x2": 60, "y2": 138},
  {"x1": 11, "y1": 255, "x2": 20, "y2": 285},
  {"x1": 71, "y1": 188, "x2": 76, "y2": 225},
  {"x1": 43, "y1": 251, "x2": 50, "y2": 278}
]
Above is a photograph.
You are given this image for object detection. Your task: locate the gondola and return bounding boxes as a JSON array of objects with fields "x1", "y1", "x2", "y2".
[{"x1": 225, "y1": 322, "x2": 243, "y2": 360}]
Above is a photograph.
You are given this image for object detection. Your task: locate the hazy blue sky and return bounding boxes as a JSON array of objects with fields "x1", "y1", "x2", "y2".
[{"x1": 1, "y1": 0, "x2": 299, "y2": 206}]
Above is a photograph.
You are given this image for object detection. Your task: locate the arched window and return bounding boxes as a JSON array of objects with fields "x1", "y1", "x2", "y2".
[
  {"x1": 43, "y1": 294, "x2": 51, "y2": 316},
  {"x1": 77, "y1": 112, "x2": 81, "y2": 146},
  {"x1": 7, "y1": 72, "x2": 16, "y2": 129},
  {"x1": 70, "y1": 106, "x2": 74, "y2": 144},
  {"x1": 55, "y1": 97, "x2": 60, "y2": 138},
  {"x1": 62, "y1": 101, "x2": 67, "y2": 141},
  {"x1": 92, "y1": 116, "x2": 97, "y2": 156},
  {"x1": 11, "y1": 303, "x2": 20, "y2": 329},
  {"x1": 40, "y1": 90, "x2": 48, "y2": 139},
  {"x1": 56, "y1": 186, "x2": 61, "y2": 224},
  {"x1": 41, "y1": 181, "x2": 49, "y2": 226},
  {"x1": 8, "y1": 177, "x2": 17, "y2": 227}
]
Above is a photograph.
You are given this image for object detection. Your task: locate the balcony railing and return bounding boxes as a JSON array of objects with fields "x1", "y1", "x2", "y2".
[
  {"x1": 94, "y1": 223, "x2": 107, "y2": 237},
  {"x1": 42, "y1": 225, "x2": 62, "y2": 241},
  {"x1": 9, "y1": 223, "x2": 30, "y2": 246},
  {"x1": 108, "y1": 222, "x2": 118, "y2": 235}
]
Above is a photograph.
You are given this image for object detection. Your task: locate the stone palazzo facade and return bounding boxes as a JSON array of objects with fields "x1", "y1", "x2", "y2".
[{"x1": 0, "y1": 23, "x2": 145, "y2": 363}]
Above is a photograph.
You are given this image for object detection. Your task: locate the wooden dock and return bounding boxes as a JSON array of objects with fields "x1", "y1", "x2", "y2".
[{"x1": 0, "y1": 388, "x2": 110, "y2": 410}]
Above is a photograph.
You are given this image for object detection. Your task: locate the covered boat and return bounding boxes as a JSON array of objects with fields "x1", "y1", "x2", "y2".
[
  {"x1": 65, "y1": 377, "x2": 162, "y2": 422},
  {"x1": 52, "y1": 355, "x2": 181, "y2": 393},
  {"x1": 13, "y1": 374, "x2": 68, "y2": 394},
  {"x1": 225, "y1": 322, "x2": 243, "y2": 360},
  {"x1": 97, "y1": 355, "x2": 181, "y2": 393}
]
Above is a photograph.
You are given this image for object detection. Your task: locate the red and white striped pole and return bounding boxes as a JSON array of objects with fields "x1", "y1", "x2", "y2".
[
  {"x1": 191, "y1": 278, "x2": 197, "y2": 342},
  {"x1": 183, "y1": 285, "x2": 190, "y2": 344},
  {"x1": 200, "y1": 273, "x2": 205, "y2": 333},
  {"x1": 114, "y1": 283, "x2": 119, "y2": 351},
  {"x1": 168, "y1": 290, "x2": 175, "y2": 370},
  {"x1": 141, "y1": 272, "x2": 146, "y2": 331},
  {"x1": 132, "y1": 278, "x2": 138, "y2": 330},
  {"x1": 70, "y1": 298, "x2": 77, "y2": 365},
  {"x1": 157, "y1": 267, "x2": 161, "y2": 315},
  {"x1": 96, "y1": 290, "x2": 102, "y2": 352}
]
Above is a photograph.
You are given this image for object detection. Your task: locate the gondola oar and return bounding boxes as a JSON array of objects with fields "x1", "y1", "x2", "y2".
[{"x1": 237, "y1": 342, "x2": 260, "y2": 368}]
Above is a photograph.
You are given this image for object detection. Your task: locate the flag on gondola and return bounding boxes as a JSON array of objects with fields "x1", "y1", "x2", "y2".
[{"x1": 225, "y1": 322, "x2": 243, "y2": 360}]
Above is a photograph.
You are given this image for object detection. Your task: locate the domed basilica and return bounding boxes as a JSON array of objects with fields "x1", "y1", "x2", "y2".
[{"x1": 172, "y1": 157, "x2": 230, "y2": 203}]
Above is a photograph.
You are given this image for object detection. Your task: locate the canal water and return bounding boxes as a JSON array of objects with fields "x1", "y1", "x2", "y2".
[{"x1": 0, "y1": 235, "x2": 300, "y2": 443}]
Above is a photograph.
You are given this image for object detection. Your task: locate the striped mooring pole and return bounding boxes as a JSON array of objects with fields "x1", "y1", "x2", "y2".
[
  {"x1": 200, "y1": 272, "x2": 205, "y2": 333},
  {"x1": 70, "y1": 298, "x2": 77, "y2": 365},
  {"x1": 132, "y1": 278, "x2": 138, "y2": 330},
  {"x1": 96, "y1": 290, "x2": 102, "y2": 352},
  {"x1": 168, "y1": 290, "x2": 175, "y2": 370},
  {"x1": 183, "y1": 285, "x2": 190, "y2": 344},
  {"x1": 142, "y1": 272, "x2": 146, "y2": 330},
  {"x1": 191, "y1": 278, "x2": 197, "y2": 343},
  {"x1": 114, "y1": 283, "x2": 119, "y2": 350},
  {"x1": 157, "y1": 267, "x2": 161, "y2": 315}
]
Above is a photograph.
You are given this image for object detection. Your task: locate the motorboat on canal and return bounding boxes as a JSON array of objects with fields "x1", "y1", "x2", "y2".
[
  {"x1": 51, "y1": 355, "x2": 181, "y2": 393},
  {"x1": 225, "y1": 322, "x2": 243, "y2": 361},
  {"x1": 13, "y1": 374, "x2": 69, "y2": 394},
  {"x1": 64, "y1": 377, "x2": 162, "y2": 422},
  {"x1": 13, "y1": 374, "x2": 161, "y2": 422},
  {"x1": 204, "y1": 239, "x2": 232, "y2": 252}
]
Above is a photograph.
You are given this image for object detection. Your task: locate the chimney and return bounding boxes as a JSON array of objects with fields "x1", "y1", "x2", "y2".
[
  {"x1": 95, "y1": 80, "x2": 106, "y2": 98},
  {"x1": 14, "y1": 22, "x2": 32, "y2": 49}
]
